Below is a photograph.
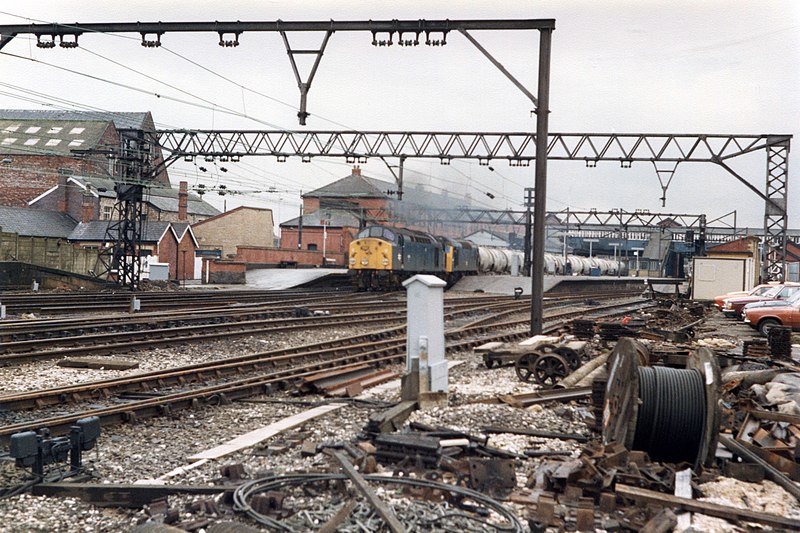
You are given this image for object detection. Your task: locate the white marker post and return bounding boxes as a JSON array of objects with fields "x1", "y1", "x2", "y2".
[{"x1": 402, "y1": 275, "x2": 447, "y2": 405}]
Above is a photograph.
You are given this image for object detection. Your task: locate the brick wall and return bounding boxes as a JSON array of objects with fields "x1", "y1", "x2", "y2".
[
  {"x1": 193, "y1": 207, "x2": 275, "y2": 258},
  {"x1": 0, "y1": 155, "x2": 111, "y2": 207},
  {"x1": 207, "y1": 260, "x2": 246, "y2": 284},
  {"x1": 236, "y1": 246, "x2": 330, "y2": 267},
  {"x1": 279, "y1": 227, "x2": 356, "y2": 264},
  {"x1": 176, "y1": 233, "x2": 196, "y2": 280}
]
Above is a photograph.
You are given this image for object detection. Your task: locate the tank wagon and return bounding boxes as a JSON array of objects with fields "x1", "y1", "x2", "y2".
[{"x1": 348, "y1": 225, "x2": 622, "y2": 290}]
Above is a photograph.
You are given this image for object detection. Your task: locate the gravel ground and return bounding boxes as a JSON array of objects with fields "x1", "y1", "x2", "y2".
[
  {"x1": 0, "y1": 325, "x2": 383, "y2": 394},
  {"x1": 2, "y1": 303, "x2": 799, "y2": 531}
]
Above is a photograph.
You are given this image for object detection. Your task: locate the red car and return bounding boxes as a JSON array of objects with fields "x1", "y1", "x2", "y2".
[
  {"x1": 721, "y1": 283, "x2": 800, "y2": 319},
  {"x1": 743, "y1": 298, "x2": 800, "y2": 335},
  {"x1": 713, "y1": 284, "x2": 777, "y2": 310}
]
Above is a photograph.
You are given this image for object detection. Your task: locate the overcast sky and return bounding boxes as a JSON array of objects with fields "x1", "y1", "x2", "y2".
[{"x1": 0, "y1": 1, "x2": 797, "y2": 231}]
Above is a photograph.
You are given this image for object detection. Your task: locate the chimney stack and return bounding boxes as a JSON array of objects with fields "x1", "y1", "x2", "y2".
[
  {"x1": 81, "y1": 192, "x2": 94, "y2": 223},
  {"x1": 178, "y1": 181, "x2": 188, "y2": 221},
  {"x1": 352, "y1": 166, "x2": 361, "y2": 176}
]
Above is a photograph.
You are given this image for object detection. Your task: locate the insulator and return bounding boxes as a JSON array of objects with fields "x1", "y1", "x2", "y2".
[{"x1": 36, "y1": 35, "x2": 57, "y2": 48}]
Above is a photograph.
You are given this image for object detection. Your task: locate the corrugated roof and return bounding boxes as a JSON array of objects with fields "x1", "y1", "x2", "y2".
[
  {"x1": 281, "y1": 209, "x2": 361, "y2": 228},
  {"x1": 0, "y1": 110, "x2": 150, "y2": 130},
  {"x1": 0, "y1": 118, "x2": 113, "y2": 156},
  {"x1": 0, "y1": 206, "x2": 77, "y2": 238},
  {"x1": 68, "y1": 220, "x2": 173, "y2": 243}
]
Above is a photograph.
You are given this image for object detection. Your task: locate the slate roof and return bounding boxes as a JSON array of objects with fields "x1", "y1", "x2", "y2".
[
  {"x1": 69, "y1": 176, "x2": 117, "y2": 198},
  {"x1": 68, "y1": 220, "x2": 173, "y2": 243},
  {"x1": 305, "y1": 171, "x2": 471, "y2": 210},
  {"x1": 0, "y1": 206, "x2": 77, "y2": 238},
  {"x1": 0, "y1": 110, "x2": 151, "y2": 130},
  {"x1": 280, "y1": 209, "x2": 362, "y2": 228},
  {"x1": 144, "y1": 189, "x2": 220, "y2": 217},
  {"x1": 0, "y1": 119, "x2": 113, "y2": 156}
]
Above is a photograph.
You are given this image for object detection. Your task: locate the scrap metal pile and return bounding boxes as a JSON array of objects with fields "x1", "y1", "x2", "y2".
[{"x1": 8, "y1": 299, "x2": 800, "y2": 531}]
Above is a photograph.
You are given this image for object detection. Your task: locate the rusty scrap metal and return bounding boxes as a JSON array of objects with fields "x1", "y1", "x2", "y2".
[
  {"x1": 467, "y1": 458, "x2": 516, "y2": 497},
  {"x1": 332, "y1": 450, "x2": 406, "y2": 533},
  {"x1": 616, "y1": 483, "x2": 800, "y2": 530},
  {"x1": 482, "y1": 426, "x2": 589, "y2": 443}
]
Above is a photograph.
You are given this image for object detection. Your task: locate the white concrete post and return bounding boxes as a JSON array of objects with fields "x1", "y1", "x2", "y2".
[
  {"x1": 511, "y1": 254, "x2": 521, "y2": 276},
  {"x1": 0, "y1": 303, "x2": 5, "y2": 320},
  {"x1": 402, "y1": 274, "x2": 447, "y2": 393},
  {"x1": 31, "y1": 280, "x2": 39, "y2": 291}
]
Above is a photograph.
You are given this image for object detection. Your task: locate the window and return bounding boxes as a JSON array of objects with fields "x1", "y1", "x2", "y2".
[
  {"x1": 102, "y1": 205, "x2": 113, "y2": 220},
  {"x1": 23, "y1": 138, "x2": 40, "y2": 146},
  {"x1": 45, "y1": 139, "x2": 62, "y2": 146},
  {"x1": 307, "y1": 244, "x2": 318, "y2": 251},
  {"x1": 2, "y1": 125, "x2": 19, "y2": 132},
  {"x1": 383, "y1": 228, "x2": 395, "y2": 241},
  {"x1": 1, "y1": 137, "x2": 17, "y2": 145},
  {"x1": 68, "y1": 139, "x2": 85, "y2": 147},
  {"x1": 25, "y1": 126, "x2": 41, "y2": 134},
  {"x1": 47, "y1": 127, "x2": 63, "y2": 134},
  {"x1": 69, "y1": 127, "x2": 85, "y2": 134}
]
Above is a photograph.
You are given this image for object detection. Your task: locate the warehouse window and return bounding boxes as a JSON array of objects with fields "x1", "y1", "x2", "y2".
[
  {"x1": 307, "y1": 244, "x2": 317, "y2": 250},
  {"x1": 24, "y1": 138, "x2": 40, "y2": 146},
  {"x1": 102, "y1": 206, "x2": 113, "y2": 220},
  {"x1": 25, "y1": 126, "x2": 41, "y2": 134},
  {"x1": 1, "y1": 137, "x2": 17, "y2": 145},
  {"x1": 45, "y1": 139, "x2": 62, "y2": 146},
  {"x1": 2, "y1": 125, "x2": 19, "y2": 132},
  {"x1": 69, "y1": 127, "x2": 85, "y2": 134}
]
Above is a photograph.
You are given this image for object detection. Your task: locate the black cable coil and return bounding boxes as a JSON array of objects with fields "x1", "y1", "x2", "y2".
[{"x1": 632, "y1": 366, "x2": 706, "y2": 464}]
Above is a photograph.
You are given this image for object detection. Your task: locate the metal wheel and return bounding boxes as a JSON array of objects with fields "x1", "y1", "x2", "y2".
[
  {"x1": 515, "y1": 352, "x2": 539, "y2": 382},
  {"x1": 532, "y1": 353, "x2": 570, "y2": 388},
  {"x1": 554, "y1": 346, "x2": 581, "y2": 370}
]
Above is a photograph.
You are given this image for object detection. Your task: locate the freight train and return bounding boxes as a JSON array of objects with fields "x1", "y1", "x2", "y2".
[{"x1": 348, "y1": 225, "x2": 621, "y2": 290}]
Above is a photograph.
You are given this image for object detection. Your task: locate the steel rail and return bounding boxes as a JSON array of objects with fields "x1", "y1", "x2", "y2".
[
  {"x1": 0, "y1": 297, "x2": 646, "y2": 416},
  {"x1": 0, "y1": 292, "x2": 630, "y2": 357},
  {"x1": 0, "y1": 296, "x2": 635, "y2": 442},
  {"x1": 0, "y1": 298, "x2": 528, "y2": 364}
]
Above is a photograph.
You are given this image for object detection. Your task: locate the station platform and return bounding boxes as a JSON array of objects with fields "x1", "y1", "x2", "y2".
[
  {"x1": 243, "y1": 267, "x2": 347, "y2": 290},
  {"x1": 452, "y1": 274, "x2": 647, "y2": 296}
]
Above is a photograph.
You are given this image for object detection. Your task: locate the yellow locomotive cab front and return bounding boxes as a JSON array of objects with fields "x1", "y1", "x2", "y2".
[{"x1": 349, "y1": 238, "x2": 393, "y2": 271}]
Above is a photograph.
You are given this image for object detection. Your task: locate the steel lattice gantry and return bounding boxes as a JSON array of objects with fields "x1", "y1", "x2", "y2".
[{"x1": 155, "y1": 130, "x2": 792, "y2": 281}]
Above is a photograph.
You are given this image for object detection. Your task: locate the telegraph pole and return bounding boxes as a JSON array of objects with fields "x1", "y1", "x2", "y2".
[{"x1": 530, "y1": 27, "x2": 553, "y2": 335}]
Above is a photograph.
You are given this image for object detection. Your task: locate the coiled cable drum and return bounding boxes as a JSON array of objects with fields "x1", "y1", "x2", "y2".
[{"x1": 632, "y1": 366, "x2": 706, "y2": 463}]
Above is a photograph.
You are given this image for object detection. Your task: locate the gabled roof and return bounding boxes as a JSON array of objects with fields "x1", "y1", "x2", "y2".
[
  {"x1": 306, "y1": 172, "x2": 390, "y2": 199},
  {"x1": 305, "y1": 169, "x2": 474, "y2": 210},
  {"x1": 171, "y1": 222, "x2": 198, "y2": 247},
  {"x1": 68, "y1": 220, "x2": 175, "y2": 243},
  {"x1": 281, "y1": 209, "x2": 361, "y2": 229},
  {"x1": 0, "y1": 206, "x2": 76, "y2": 238},
  {"x1": 0, "y1": 110, "x2": 152, "y2": 131},
  {"x1": 0, "y1": 118, "x2": 114, "y2": 156}
]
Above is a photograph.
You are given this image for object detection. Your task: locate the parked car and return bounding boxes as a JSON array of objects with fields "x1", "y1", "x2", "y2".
[
  {"x1": 743, "y1": 297, "x2": 800, "y2": 335},
  {"x1": 713, "y1": 284, "x2": 778, "y2": 310},
  {"x1": 721, "y1": 283, "x2": 800, "y2": 319},
  {"x1": 742, "y1": 290, "x2": 800, "y2": 315}
]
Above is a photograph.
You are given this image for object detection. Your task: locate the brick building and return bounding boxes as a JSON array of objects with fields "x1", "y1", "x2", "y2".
[
  {"x1": 192, "y1": 206, "x2": 275, "y2": 258},
  {"x1": 68, "y1": 220, "x2": 199, "y2": 281},
  {"x1": 275, "y1": 167, "x2": 480, "y2": 266}
]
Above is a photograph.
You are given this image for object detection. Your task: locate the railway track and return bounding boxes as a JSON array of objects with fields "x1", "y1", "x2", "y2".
[
  {"x1": 0, "y1": 292, "x2": 641, "y2": 362},
  {"x1": 0, "y1": 295, "x2": 651, "y2": 442},
  {"x1": 0, "y1": 288, "x2": 363, "y2": 315}
]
